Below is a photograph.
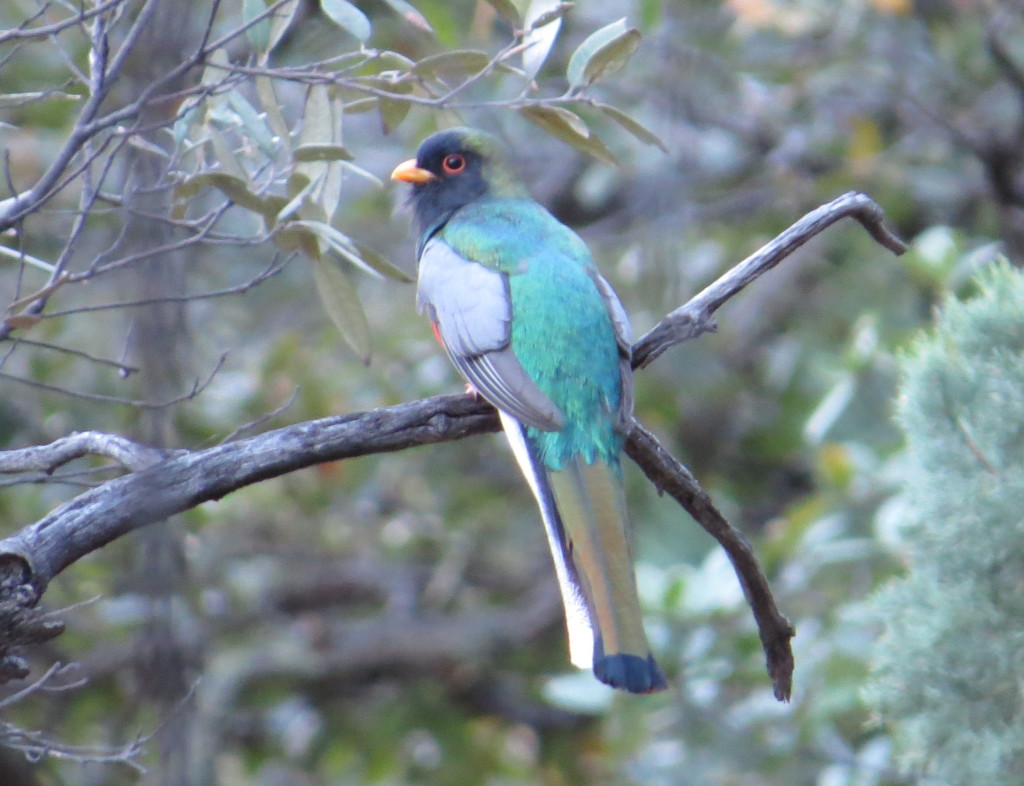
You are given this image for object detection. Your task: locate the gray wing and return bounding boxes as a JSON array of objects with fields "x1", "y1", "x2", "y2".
[
  {"x1": 417, "y1": 239, "x2": 564, "y2": 432},
  {"x1": 589, "y1": 269, "x2": 634, "y2": 430}
]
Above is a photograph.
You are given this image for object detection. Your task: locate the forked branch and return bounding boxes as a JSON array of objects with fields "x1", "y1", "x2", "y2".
[{"x1": 633, "y1": 191, "x2": 908, "y2": 369}]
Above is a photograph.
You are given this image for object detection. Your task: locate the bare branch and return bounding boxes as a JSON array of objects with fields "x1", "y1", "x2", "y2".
[
  {"x1": 0, "y1": 432, "x2": 171, "y2": 475},
  {"x1": 0, "y1": 0, "x2": 127, "y2": 44},
  {"x1": 632, "y1": 191, "x2": 908, "y2": 369},
  {"x1": 0, "y1": 394, "x2": 499, "y2": 594},
  {"x1": 218, "y1": 386, "x2": 300, "y2": 444},
  {"x1": 0, "y1": 0, "x2": 159, "y2": 230},
  {"x1": 625, "y1": 421, "x2": 795, "y2": 701},
  {"x1": 43, "y1": 257, "x2": 289, "y2": 318},
  {"x1": 0, "y1": 662, "x2": 86, "y2": 711},
  {"x1": 0, "y1": 352, "x2": 225, "y2": 409},
  {"x1": 5, "y1": 338, "x2": 139, "y2": 375}
]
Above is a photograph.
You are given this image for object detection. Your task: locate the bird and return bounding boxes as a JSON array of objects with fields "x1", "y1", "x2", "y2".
[{"x1": 391, "y1": 127, "x2": 667, "y2": 694}]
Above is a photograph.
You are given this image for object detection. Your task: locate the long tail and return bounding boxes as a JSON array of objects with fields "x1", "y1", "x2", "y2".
[{"x1": 499, "y1": 413, "x2": 667, "y2": 694}]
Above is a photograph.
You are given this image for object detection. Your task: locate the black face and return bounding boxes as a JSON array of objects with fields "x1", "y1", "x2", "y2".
[{"x1": 408, "y1": 131, "x2": 489, "y2": 237}]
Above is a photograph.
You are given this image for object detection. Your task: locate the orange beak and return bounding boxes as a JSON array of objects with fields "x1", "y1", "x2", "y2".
[{"x1": 390, "y1": 159, "x2": 438, "y2": 184}]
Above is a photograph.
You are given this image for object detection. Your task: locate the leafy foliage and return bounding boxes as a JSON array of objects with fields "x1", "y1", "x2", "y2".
[{"x1": 863, "y1": 260, "x2": 1024, "y2": 785}]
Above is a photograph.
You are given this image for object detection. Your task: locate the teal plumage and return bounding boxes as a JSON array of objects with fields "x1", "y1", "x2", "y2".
[
  {"x1": 441, "y1": 199, "x2": 624, "y2": 469},
  {"x1": 393, "y1": 128, "x2": 666, "y2": 693}
]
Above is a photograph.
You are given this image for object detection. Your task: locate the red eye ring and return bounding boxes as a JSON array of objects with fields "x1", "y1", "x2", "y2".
[{"x1": 442, "y1": 153, "x2": 466, "y2": 174}]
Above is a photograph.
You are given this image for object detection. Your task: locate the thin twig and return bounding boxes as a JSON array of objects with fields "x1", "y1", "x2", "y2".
[
  {"x1": 0, "y1": 0, "x2": 126, "y2": 44},
  {"x1": 218, "y1": 386, "x2": 300, "y2": 444},
  {"x1": 7, "y1": 338, "x2": 139, "y2": 375},
  {"x1": 0, "y1": 352, "x2": 226, "y2": 410}
]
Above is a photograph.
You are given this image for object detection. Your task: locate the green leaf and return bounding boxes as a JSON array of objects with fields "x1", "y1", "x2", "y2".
[
  {"x1": 287, "y1": 172, "x2": 311, "y2": 197},
  {"x1": 566, "y1": 18, "x2": 641, "y2": 88},
  {"x1": 267, "y1": 0, "x2": 301, "y2": 54},
  {"x1": 294, "y1": 144, "x2": 353, "y2": 162},
  {"x1": 411, "y1": 50, "x2": 492, "y2": 77},
  {"x1": 299, "y1": 84, "x2": 334, "y2": 149},
  {"x1": 176, "y1": 173, "x2": 288, "y2": 225},
  {"x1": 339, "y1": 160, "x2": 383, "y2": 187},
  {"x1": 243, "y1": 0, "x2": 270, "y2": 52},
  {"x1": 378, "y1": 99, "x2": 410, "y2": 135},
  {"x1": 296, "y1": 84, "x2": 345, "y2": 220},
  {"x1": 321, "y1": 0, "x2": 372, "y2": 42},
  {"x1": 228, "y1": 89, "x2": 277, "y2": 157},
  {"x1": 255, "y1": 76, "x2": 291, "y2": 151},
  {"x1": 522, "y1": 0, "x2": 567, "y2": 80},
  {"x1": 370, "y1": 51, "x2": 418, "y2": 71},
  {"x1": 518, "y1": 105, "x2": 617, "y2": 166},
  {"x1": 480, "y1": 0, "x2": 520, "y2": 25},
  {"x1": 277, "y1": 173, "x2": 323, "y2": 223},
  {"x1": 380, "y1": 0, "x2": 433, "y2": 32},
  {"x1": 208, "y1": 126, "x2": 246, "y2": 179},
  {"x1": 596, "y1": 104, "x2": 667, "y2": 152},
  {"x1": 344, "y1": 97, "x2": 378, "y2": 114},
  {"x1": 201, "y1": 48, "x2": 228, "y2": 88},
  {"x1": 312, "y1": 256, "x2": 372, "y2": 363},
  {"x1": 293, "y1": 220, "x2": 385, "y2": 279},
  {"x1": 182, "y1": 173, "x2": 265, "y2": 213},
  {"x1": 274, "y1": 225, "x2": 320, "y2": 258},
  {"x1": 349, "y1": 241, "x2": 414, "y2": 282},
  {"x1": 378, "y1": 96, "x2": 411, "y2": 134},
  {"x1": 528, "y1": 1, "x2": 573, "y2": 30}
]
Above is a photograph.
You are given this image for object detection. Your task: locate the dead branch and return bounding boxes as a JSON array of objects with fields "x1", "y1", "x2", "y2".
[
  {"x1": 0, "y1": 0, "x2": 126, "y2": 45},
  {"x1": 0, "y1": 432, "x2": 171, "y2": 475},
  {"x1": 0, "y1": 192, "x2": 905, "y2": 700},
  {"x1": 632, "y1": 191, "x2": 908, "y2": 369},
  {"x1": 625, "y1": 421, "x2": 795, "y2": 701}
]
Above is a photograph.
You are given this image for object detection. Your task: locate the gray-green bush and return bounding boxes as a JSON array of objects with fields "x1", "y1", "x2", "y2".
[{"x1": 866, "y1": 260, "x2": 1024, "y2": 784}]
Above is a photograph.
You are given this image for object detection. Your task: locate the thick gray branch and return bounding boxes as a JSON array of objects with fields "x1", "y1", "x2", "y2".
[{"x1": 0, "y1": 395, "x2": 499, "y2": 595}]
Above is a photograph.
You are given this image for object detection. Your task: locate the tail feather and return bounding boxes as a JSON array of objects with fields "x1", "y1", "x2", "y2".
[
  {"x1": 550, "y1": 459, "x2": 667, "y2": 693},
  {"x1": 594, "y1": 641, "x2": 668, "y2": 694},
  {"x1": 499, "y1": 412, "x2": 666, "y2": 693},
  {"x1": 498, "y1": 412, "x2": 594, "y2": 668}
]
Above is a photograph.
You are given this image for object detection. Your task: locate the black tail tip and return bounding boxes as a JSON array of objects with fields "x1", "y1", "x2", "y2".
[{"x1": 593, "y1": 652, "x2": 668, "y2": 694}]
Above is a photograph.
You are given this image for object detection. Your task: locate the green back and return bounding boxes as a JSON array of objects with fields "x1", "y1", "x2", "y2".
[{"x1": 440, "y1": 199, "x2": 624, "y2": 470}]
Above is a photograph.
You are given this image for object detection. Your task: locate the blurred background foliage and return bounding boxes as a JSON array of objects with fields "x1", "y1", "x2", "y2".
[{"x1": 0, "y1": 0, "x2": 1020, "y2": 784}]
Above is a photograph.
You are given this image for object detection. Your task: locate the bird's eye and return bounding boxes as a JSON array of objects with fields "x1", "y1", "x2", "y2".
[{"x1": 442, "y1": 154, "x2": 466, "y2": 174}]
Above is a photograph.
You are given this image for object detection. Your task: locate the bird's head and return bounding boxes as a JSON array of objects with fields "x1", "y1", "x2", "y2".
[{"x1": 391, "y1": 127, "x2": 527, "y2": 236}]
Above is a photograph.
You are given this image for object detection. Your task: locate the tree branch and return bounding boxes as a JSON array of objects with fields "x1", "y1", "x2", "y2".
[
  {"x1": 0, "y1": 432, "x2": 171, "y2": 475},
  {"x1": 0, "y1": 193, "x2": 906, "y2": 698},
  {"x1": 0, "y1": 395, "x2": 501, "y2": 595},
  {"x1": 632, "y1": 191, "x2": 908, "y2": 369},
  {"x1": 625, "y1": 421, "x2": 794, "y2": 700}
]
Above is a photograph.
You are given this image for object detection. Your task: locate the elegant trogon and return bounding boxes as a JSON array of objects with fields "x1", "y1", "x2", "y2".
[{"x1": 392, "y1": 128, "x2": 667, "y2": 694}]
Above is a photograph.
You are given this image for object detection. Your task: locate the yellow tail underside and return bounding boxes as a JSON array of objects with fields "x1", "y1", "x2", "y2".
[{"x1": 549, "y1": 459, "x2": 651, "y2": 660}]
